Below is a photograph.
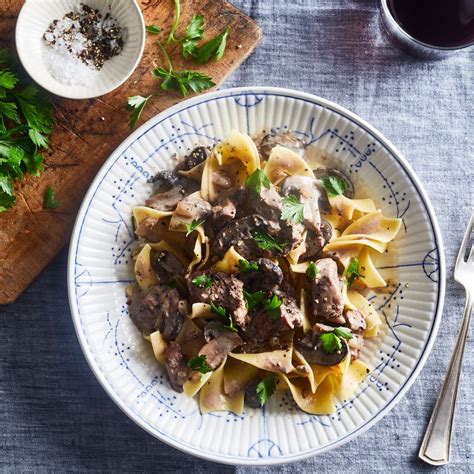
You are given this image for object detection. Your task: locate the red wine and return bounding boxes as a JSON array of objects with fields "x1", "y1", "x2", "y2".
[{"x1": 387, "y1": 0, "x2": 474, "y2": 47}]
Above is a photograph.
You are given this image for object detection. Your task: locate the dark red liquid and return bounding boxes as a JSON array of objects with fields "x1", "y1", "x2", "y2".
[{"x1": 388, "y1": 0, "x2": 474, "y2": 47}]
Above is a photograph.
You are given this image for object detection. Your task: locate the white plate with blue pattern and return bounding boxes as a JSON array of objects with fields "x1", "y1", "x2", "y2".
[{"x1": 67, "y1": 87, "x2": 445, "y2": 465}]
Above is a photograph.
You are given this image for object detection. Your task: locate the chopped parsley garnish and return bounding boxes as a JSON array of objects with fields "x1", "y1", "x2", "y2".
[
  {"x1": 210, "y1": 302, "x2": 238, "y2": 332},
  {"x1": 344, "y1": 257, "x2": 364, "y2": 287},
  {"x1": 306, "y1": 262, "x2": 319, "y2": 280},
  {"x1": 146, "y1": 25, "x2": 162, "y2": 34},
  {"x1": 43, "y1": 186, "x2": 58, "y2": 209},
  {"x1": 192, "y1": 274, "x2": 213, "y2": 289},
  {"x1": 245, "y1": 169, "x2": 271, "y2": 195},
  {"x1": 187, "y1": 354, "x2": 213, "y2": 374},
  {"x1": 239, "y1": 258, "x2": 259, "y2": 273},
  {"x1": 264, "y1": 294, "x2": 282, "y2": 320},
  {"x1": 320, "y1": 175, "x2": 348, "y2": 197},
  {"x1": 281, "y1": 194, "x2": 305, "y2": 224},
  {"x1": 256, "y1": 374, "x2": 276, "y2": 406},
  {"x1": 251, "y1": 228, "x2": 287, "y2": 254},
  {"x1": 243, "y1": 290, "x2": 265, "y2": 312},
  {"x1": 184, "y1": 217, "x2": 206, "y2": 236},
  {"x1": 320, "y1": 327, "x2": 353, "y2": 354},
  {"x1": 190, "y1": 27, "x2": 230, "y2": 64},
  {"x1": 182, "y1": 15, "x2": 205, "y2": 58},
  {"x1": 127, "y1": 95, "x2": 152, "y2": 129}
]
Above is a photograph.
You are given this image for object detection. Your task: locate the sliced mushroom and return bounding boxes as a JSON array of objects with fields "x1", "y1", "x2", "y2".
[
  {"x1": 244, "y1": 379, "x2": 262, "y2": 408},
  {"x1": 295, "y1": 330, "x2": 348, "y2": 366},
  {"x1": 199, "y1": 329, "x2": 243, "y2": 369},
  {"x1": 145, "y1": 176, "x2": 199, "y2": 211},
  {"x1": 168, "y1": 191, "x2": 211, "y2": 231},
  {"x1": 151, "y1": 250, "x2": 185, "y2": 284},
  {"x1": 314, "y1": 167, "x2": 354, "y2": 199},
  {"x1": 257, "y1": 131, "x2": 305, "y2": 160}
]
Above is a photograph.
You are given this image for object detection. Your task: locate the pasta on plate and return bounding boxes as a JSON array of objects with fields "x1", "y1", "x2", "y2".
[{"x1": 126, "y1": 130, "x2": 402, "y2": 415}]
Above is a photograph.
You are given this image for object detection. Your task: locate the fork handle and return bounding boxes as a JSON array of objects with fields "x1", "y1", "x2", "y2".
[{"x1": 418, "y1": 293, "x2": 472, "y2": 465}]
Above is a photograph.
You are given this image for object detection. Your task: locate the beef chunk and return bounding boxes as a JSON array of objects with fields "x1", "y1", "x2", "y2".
[
  {"x1": 135, "y1": 216, "x2": 167, "y2": 242},
  {"x1": 145, "y1": 177, "x2": 199, "y2": 211},
  {"x1": 199, "y1": 322, "x2": 243, "y2": 369},
  {"x1": 211, "y1": 188, "x2": 246, "y2": 231},
  {"x1": 128, "y1": 285, "x2": 188, "y2": 339},
  {"x1": 151, "y1": 250, "x2": 185, "y2": 284},
  {"x1": 211, "y1": 214, "x2": 267, "y2": 258},
  {"x1": 344, "y1": 309, "x2": 366, "y2": 332},
  {"x1": 278, "y1": 220, "x2": 305, "y2": 255},
  {"x1": 243, "y1": 286, "x2": 303, "y2": 343},
  {"x1": 237, "y1": 258, "x2": 283, "y2": 293},
  {"x1": 180, "y1": 146, "x2": 209, "y2": 171},
  {"x1": 309, "y1": 258, "x2": 345, "y2": 325},
  {"x1": 244, "y1": 379, "x2": 261, "y2": 408},
  {"x1": 165, "y1": 342, "x2": 188, "y2": 392},
  {"x1": 244, "y1": 185, "x2": 282, "y2": 228},
  {"x1": 186, "y1": 271, "x2": 248, "y2": 327}
]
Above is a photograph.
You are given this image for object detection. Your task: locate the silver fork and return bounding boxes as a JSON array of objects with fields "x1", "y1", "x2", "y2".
[{"x1": 419, "y1": 212, "x2": 474, "y2": 466}]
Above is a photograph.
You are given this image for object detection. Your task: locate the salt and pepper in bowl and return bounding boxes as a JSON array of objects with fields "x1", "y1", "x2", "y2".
[{"x1": 16, "y1": 0, "x2": 145, "y2": 99}]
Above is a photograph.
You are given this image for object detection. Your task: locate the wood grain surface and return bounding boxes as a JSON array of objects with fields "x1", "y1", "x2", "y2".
[{"x1": 0, "y1": 0, "x2": 261, "y2": 304}]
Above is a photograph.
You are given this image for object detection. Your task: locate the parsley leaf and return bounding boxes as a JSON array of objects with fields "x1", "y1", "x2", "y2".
[
  {"x1": 264, "y1": 294, "x2": 282, "y2": 320},
  {"x1": 333, "y1": 327, "x2": 354, "y2": 340},
  {"x1": 320, "y1": 327, "x2": 353, "y2": 354},
  {"x1": 192, "y1": 274, "x2": 213, "y2": 289},
  {"x1": 146, "y1": 25, "x2": 162, "y2": 34},
  {"x1": 245, "y1": 169, "x2": 270, "y2": 194},
  {"x1": 238, "y1": 258, "x2": 259, "y2": 273},
  {"x1": 210, "y1": 302, "x2": 238, "y2": 332},
  {"x1": 184, "y1": 217, "x2": 206, "y2": 236},
  {"x1": 182, "y1": 15, "x2": 205, "y2": 58},
  {"x1": 256, "y1": 374, "x2": 276, "y2": 406},
  {"x1": 187, "y1": 354, "x2": 212, "y2": 374},
  {"x1": 43, "y1": 186, "x2": 58, "y2": 209},
  {"x1": 306, "y1": 262, "x2": 320, "y2": 280},
  {"x1": 251, "y1": 228, "x2": 287, "y2": 253},
  {"x1": 281, "y1": 194, "x2": 305, "y2": 224},
  {"x1": 243, "y1": 290, "x2": 265, "y2": 312},
  {"x1": 128, "y1": 95, "x2": 152, "y2": 129},
  {"x1": 320, "y1": 332, "x2": 342, "y2": 353},
  {"x1": 168, "y1": 0, "x2": 181, "y2": 43},
  {"x1": 191, "y1": 27, "x2": 230, "y2": 64},
  {"x1": 320, "y1": 175, "x2": 348, "y2": 197},
  {"x1": 344, "y1": 257, "x2": 364, "y2": 287},
  {"x1": 153, "y1": 67, "x2": 215, "y2": 97},
  {"x1": 0, "y1": 69, "x2": 19, "y2": 89}
]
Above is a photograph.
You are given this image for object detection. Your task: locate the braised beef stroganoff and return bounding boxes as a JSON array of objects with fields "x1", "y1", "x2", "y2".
[{"x1": 126, "y1": 130, "x2": 402, "y2": 414}]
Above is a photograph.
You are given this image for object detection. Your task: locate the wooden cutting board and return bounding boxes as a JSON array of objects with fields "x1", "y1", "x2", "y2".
[{"x1": 0, "y1": 0, "x2": 261, "y2": 304}]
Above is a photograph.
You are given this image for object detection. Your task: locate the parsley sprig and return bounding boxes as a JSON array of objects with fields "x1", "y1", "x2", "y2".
[
  {"x1": 187, "y1": 354, "x2": 212, "y2": 374},
  {"x1": 281, "y1": 194, "x2": 305, "y2": 224},
  {"x1": 320, "y1": 175, "x2": 348, "y2": 197},
  {"x1": 192, "y1": 274, "x2": 213, "y2": 289},
  {"x1": 191, "y1": 27, "x2": 230, "y2": 64},
  {"x1": 344, "y1": 257, "x2": 364, "y2": 287},
  {"x1": 0, "y1": 49, "x2": 55, "y2": 212},
  {"x1": 210, "y1": 302, "x2": 238, "y2": 332},
  {"x1": 251, "y1": 228, "x2": 287, "y2": 254},
  {"x1": 184, "y1": 216, "x2": 206, "y2": 236},
  {"x1": 153, "y1": 41, "x2": 215, "y2": 98},
  {"x1": 243, "y1": 290, "x2": 265, "y2": 312},
  {"x1": 306, "y1": 261, "x2": 320, "y2": 280},
  {"x1": 128, "y1": 95, "x2": 152, "y2": 129},
  {"x1": 245, "y1": 169, "x2": 270, "y2": 195},
  {"x1": 264, "y1": 294, "x2": 282, "y2": 320},
  {"x1": 256, "y1": 374, "x2": 276, "y2": 406},
  {"x1": 182, "y1": 15, "x2": 205, "y2": 58},
  {"x1": 320, "y1": 327, "x2": 353, "y2": 354},
  {"x1": 238, "y1": 258, "x2": 259, "y2": 273}
]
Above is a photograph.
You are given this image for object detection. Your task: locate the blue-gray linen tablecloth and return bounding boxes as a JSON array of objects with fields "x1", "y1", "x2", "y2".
[{"x1": 1, "y1": 0, "x2": 473, "y2": 472}]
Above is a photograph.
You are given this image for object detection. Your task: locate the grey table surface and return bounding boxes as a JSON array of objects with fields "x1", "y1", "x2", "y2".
[{"x1": 1, "y1": 0, "x2": 473, "y2": 472}]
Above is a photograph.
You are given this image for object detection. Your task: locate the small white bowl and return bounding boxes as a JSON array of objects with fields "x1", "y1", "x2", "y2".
[{"x1": 16, "y1": 0, "x2": 145, "y2": 99}]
